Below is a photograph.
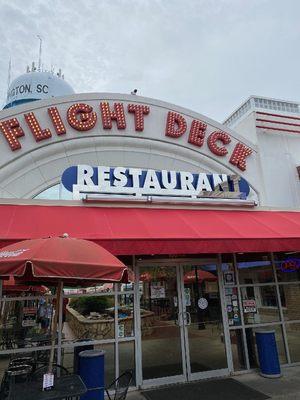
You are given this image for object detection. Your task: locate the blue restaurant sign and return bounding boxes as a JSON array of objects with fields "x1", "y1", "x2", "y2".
[{"x1": 61, "y1": 164, "x2": 250, "y2": 201}]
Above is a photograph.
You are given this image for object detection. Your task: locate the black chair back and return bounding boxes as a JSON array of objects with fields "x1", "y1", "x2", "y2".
[{"x1": 106, "y1": 370, "x2": 133, "y2": 400}]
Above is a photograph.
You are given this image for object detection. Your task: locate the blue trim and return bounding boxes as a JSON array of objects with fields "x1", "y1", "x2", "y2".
[{"x1": 3, "y1": 98, "x2": 40, "y2": 109}]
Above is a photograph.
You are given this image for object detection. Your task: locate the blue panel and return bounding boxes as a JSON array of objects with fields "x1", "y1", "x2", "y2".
[{"x1": 3, "y1": 98, "x2": 39, "y2": 109}]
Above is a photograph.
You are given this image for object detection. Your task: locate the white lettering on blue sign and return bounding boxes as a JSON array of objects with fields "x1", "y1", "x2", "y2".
[{"x1": 61, "y1": 165, "x2": 250, "y2": 200}]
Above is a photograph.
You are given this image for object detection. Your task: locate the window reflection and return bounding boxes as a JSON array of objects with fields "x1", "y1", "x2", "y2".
[
  {"x1": 236, "y1": 253, "x2": 274, "y2": 284},
  {"x1": 119, "y1": 341, "x2": 136, "y2": 386},
  {"x1": 230, "y1": 329, "x2": 247, "y2": 371},
  {"x1": 280, "y1": 284, "x2": 300, "y2": 321},
  {"x1": 118, "y1": 294, "x2": 134, "y2": 338},
  {"x1": 34, "y1": 184, "x2": 72, "y2": 200},
  {"x1": 240, "y1": 286, "x2": 280, "y2": 324},
  {"x1": 286, "y1": 323, "x2": 300, "y2": 363},
  {"x1": 0, "y1": 297, "x2": 55, "y2": 349},
  {"x1": 139, "y1": 266, "x2": 183, "y2": 380}
]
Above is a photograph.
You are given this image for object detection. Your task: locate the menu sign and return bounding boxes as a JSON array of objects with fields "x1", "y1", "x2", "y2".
[
  {"x1": 150, "y1": 283, "x2": 165, "y2": 299},
  {"x1": 22, "y1": 306, "x2": 38, "y2": 327}
]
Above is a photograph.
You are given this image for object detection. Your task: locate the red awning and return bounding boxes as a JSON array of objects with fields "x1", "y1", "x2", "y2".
[{"x1": 0, "y1": 204, "x2": 300, "y2": 254}]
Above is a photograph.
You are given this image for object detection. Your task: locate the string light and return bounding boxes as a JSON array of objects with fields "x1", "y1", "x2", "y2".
[
  {"x1": 24, "y1": 112, "x2": 52, "y2": 142},
  {"x1": 128, "y1": 104, "x2": 150, "y2": 131},
  {"x1": 165, "y1": 111, "x2": 187, "y2": 138},
  {"x1": 0, "y1": 103, "x2": 253, "y2": 173},
  {"x1": 0, "y1": 118, "x2": 25, "y2": 151},
  {"x1": 48, "y1": 107, "x2": 66, "y2": 135},
  {"x1": 229, "y1": 143, "x2": 252, "y2": 171},
  {"x1": 67, "y1": 103, "x2": 97, "y2": 131},
  {"x1": 100, "y1": 102, "x2": 126, "y2": 129},
  {"x1": 188, "y1": 120, "x2": 207, "y2": 147},
  {"x1": 207, "y1": 131, "x2": 231, "y2": 156}
]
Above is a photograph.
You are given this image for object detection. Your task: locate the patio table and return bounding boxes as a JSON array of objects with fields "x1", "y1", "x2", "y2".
[{"x1": 9, "y1": 374, "x2": 87, "y2": 400}]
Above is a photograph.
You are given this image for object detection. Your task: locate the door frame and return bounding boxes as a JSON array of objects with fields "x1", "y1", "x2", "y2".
[
  {"x1": 137, "y1": 261, "x2": 185, "y2": 389},
  {"x1": 177, "y1": 258, "x2": 230, "y2": 382},
  {"x1": 136, "y1": 257, "x2": 231, "y2": 388}
]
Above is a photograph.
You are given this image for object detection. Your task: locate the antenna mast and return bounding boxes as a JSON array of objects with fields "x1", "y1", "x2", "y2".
[
  {"x1": 6, "y1": 58, "x2": 11, "y2": 102},
  {"x1": 7, "y1": 58, "x2": 11, "y2": 90},
  {"x1": 37, "y1": 35, "x2": 42, "y2": 72}
]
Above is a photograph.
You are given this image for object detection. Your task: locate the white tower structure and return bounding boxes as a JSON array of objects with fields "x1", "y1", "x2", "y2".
[{"x1": 4, "y1": 63, "x2": 75, "y2": 109}]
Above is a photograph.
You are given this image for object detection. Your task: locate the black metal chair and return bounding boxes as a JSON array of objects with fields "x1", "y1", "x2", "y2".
[
  {"x1": 105, "y1": 370, "x2": 133, "y2": 400},
  {"x1": 9, "y1": 356, "x2": 36, "y2": 371},
  {"x1": 0, "y1": 364, "x2": 33, "y2": 400},
  {"x1": 0, "y1": 357, "x2": 36, "y2": 400}
]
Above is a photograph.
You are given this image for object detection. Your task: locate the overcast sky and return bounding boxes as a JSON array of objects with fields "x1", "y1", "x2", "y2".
[{"x1": 0, "y1": 0, "x2": 299, "y2": 122}]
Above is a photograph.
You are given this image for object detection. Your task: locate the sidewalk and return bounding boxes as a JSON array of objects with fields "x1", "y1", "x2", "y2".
[
  {"x1": 127, "y1": 365, "x2": 300, "y2": 400},
  {"x1": 235, "y1": 365, "x2": 300, "y2": 399}
]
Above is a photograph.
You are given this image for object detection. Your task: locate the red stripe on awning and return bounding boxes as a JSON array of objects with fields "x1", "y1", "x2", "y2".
[{"x1": 0, "y1": 204, "x2": 300, "y2": 254}]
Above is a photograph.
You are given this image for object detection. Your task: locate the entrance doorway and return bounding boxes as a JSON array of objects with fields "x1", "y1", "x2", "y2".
[{"x1": 138, "y1": 259, "x2": 229, "y2": 386}]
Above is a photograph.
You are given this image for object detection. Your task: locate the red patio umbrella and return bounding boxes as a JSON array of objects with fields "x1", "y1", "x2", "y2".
[
  {"x1": 139, "y1": 272, "x2": 152, "y2": 282},
  {"x1": 0, "y1": 235, "x2": 129, "y2": 284},
  {"x1": 139, "y1": 269, "x2": 176, "y2": 282},
  {"x1": 0, "y1": 234, "x2": 129, "y2": 376},
  {"x1": 184, "y1": 269, "x2": 217, "y2": 284},
  {"x1": 3, "y1": 275, "x2": 48, "y2": 294}
]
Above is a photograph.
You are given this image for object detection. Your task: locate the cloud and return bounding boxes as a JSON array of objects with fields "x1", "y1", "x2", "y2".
[{"x1": 0, "y1": 0, "x2": 299, "y2": 121}]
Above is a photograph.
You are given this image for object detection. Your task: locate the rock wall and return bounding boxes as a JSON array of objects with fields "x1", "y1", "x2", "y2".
[{"x1": 66, "y1": 306, "x2": 155, "y2": 339}]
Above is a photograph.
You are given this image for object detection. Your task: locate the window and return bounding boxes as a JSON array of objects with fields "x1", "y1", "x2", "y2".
[
  {"x1": 260, "y1": 286, "x2": 277, "y2": 307},
  {"x1": 34, "y1": 184, "x2": 72, "y2": 200},
  {"x1": 243, "y1": 278, "x2": 254, "y2": 298}
]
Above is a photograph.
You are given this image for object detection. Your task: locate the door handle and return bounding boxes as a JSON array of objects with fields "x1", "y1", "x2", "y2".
[
  {"x1": 175, "y1": 312, "x2": 182, "y2": 326},
  {"x1": 183, "y1": 311, "x2": 191, "y2": 326},
  {"x1": 186, "y1": 311, "x2": 191, "y2": 325}
]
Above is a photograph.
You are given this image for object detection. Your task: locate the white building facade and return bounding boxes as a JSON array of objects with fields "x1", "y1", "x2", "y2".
[
  {"x1": 224, "y1": 95, "x2": 300, "y2": 208},
  {"x1": 0, "y1": 87, "x2": 300, "y2": 390}
]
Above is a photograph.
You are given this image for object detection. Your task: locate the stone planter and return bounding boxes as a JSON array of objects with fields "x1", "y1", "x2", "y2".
[{"x1": 66, "y1": 306, "x2": 155, "y2": 339}]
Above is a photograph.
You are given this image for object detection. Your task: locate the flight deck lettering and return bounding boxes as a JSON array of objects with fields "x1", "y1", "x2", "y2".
[{"x1": 0, "y1": 102, "x2": 253, "y2": 171}]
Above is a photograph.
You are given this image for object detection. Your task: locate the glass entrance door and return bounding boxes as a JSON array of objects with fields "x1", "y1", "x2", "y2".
[
  {"x1": 138, "y1": 260, "x2": 229, "y2": 386},
  {"x1": 139, "y1": 265, "x2": 186, "y2": 385},
  {"x1": 180, "y1": 263, "x2": 228, "y2": 380}
]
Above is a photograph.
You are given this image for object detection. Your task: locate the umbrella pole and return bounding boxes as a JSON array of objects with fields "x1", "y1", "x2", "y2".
[{"x1": 48, "y1": 280, "x2": 63, "y2": 373}]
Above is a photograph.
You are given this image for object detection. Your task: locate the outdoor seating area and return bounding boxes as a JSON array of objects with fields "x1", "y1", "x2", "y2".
[
  {"x1": 0, "y1": 352, "x2": 133, "y2": 400},
  {"x1": 0, "y1": 355, "x2": 82, "y2": 400},
  {"x1": 0, "y1": 235, "x2": 132, "y2": 398}
]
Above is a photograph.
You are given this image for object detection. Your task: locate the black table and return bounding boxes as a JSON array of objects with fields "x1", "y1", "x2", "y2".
[{"x1": 10, "y1": 374, "x2": 87, "y2": 400}]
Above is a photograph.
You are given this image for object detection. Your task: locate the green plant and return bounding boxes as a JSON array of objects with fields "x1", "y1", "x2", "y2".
[{"x1": 69, "y1": 296, "x2": 113, "y2": 315}]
